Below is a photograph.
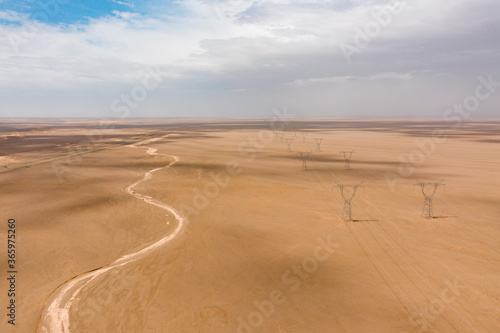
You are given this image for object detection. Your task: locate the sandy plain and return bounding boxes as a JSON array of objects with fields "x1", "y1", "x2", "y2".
[{"x1": 0, "y1": 119, "x2": 499, "y2": 333}]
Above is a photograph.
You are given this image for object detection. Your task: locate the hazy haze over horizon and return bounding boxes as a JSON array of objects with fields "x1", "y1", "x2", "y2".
[{"x1": 1, "y1": 0, "x2": 499, "y2": 118}]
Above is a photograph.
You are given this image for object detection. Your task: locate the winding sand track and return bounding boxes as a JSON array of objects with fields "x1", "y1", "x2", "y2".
[{"x1": 37, "y1": 135, "x2": 186, "y2": 333}]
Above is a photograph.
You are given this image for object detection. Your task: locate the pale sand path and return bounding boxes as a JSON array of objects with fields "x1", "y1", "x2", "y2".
[{"x1": 37, "y1": 135, "x2": 187, "y2": 333}]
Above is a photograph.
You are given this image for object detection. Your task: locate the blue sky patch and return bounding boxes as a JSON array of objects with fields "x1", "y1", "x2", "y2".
[{"x1": 0, "y1": 0, "x2": 184, "y2": 25}]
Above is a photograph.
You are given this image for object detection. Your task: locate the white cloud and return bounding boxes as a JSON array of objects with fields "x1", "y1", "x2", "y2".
[
  {"x1": 368, "y1": 72, "x2": 413, "y2": 81},
  {"x1": 0, "y1": 0, "x2": 499, "y2": 117},
  {"x1": 290, "y1": 76, "x2": 356, "y2": 86},
  {"x1": 111, "y1": 0, "x2": 134, "y2": 8},
  {"x1": 0, "y1": 9, "x2": 30, "y2": 22},
  {"x1": 290, "y1": 72, "x2": 413, "y2": 86}
]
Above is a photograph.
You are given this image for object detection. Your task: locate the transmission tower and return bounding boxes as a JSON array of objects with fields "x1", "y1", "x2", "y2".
[
  {"x1": 342, "y1": 151, "x2": 355, "y2": 170},
  {"x1": 277, "y1": 132, "x2": 285, "y2": 143},
  {"x1": 285, "y1": 138, "x2": 294, "y2": 152},
  {"x1": 315, "y1": 138, "x2": 323, "y2": 152},
  {"x1": 298, "y1": 152, "x2": 311, "y2": 172},
  {"x1": 334, "y1": 183, "x2": 364, "y2": 221},
  {"x1": 415, "y1": 180, "x2": 445, "y2": 219},
  {"x1": 301, "y1": 132, "x2": 307, "y2": 142}
]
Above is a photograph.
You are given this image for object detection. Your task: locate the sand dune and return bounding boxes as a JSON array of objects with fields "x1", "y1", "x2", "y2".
[{"x1": 0, "y1": 120, "x2": 499, "y2": 332}]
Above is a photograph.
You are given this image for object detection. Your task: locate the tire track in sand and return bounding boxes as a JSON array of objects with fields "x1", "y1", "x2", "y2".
[{"x1": 38, "y1": 135, "x2": 186, "y2": 333}]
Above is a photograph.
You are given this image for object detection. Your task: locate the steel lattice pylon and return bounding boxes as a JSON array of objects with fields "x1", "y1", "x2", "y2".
[
  {"x1": 415, "y1": 180, "x2": 445, "y2": 219},
  {"x1": 342, "y1": 151, "x2": 355, "y2": 170},
  {"x1": 334, "y1": 183, "x2": 364, "y2": 221},
  {"x1": 298, "y1": 152, "x2": 311, "y2": 172},
  {"x1": 315, "y1": 138, "x2": 323, "y2": 152}
]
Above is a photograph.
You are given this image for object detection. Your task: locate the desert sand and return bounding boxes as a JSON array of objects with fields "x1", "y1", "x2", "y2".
[{"x1": 0, "y1": 119, "x2": 499, "y2": 333}]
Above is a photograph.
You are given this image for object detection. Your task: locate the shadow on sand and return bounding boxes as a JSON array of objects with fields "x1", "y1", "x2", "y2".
[
  {"x1": 425, "y1": 215, "x2": 458, "y2": 220},
  {"x1": 348, "y1": 219, "x2": 379, "y2": 222}
]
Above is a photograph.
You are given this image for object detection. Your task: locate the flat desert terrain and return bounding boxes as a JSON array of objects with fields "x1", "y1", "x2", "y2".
[{"x1": 0, "y1": 119, "x2": 499, "y2": 333}]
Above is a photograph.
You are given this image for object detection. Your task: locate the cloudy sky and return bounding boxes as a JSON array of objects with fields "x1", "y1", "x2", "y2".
[{"x1": 0, "y1": 0, "x2": 499, "y2": 118}]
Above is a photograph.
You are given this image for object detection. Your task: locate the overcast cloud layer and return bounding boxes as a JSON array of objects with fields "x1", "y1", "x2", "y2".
[{"x1": 0, "y1": 0, "x2": 499, "y2": 118}]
